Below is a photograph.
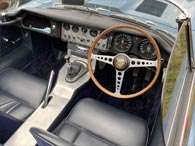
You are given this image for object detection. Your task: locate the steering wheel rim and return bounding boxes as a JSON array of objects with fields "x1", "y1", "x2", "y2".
[{"x1": 88, "y1": 25, "x2": 161, "y2": 99}]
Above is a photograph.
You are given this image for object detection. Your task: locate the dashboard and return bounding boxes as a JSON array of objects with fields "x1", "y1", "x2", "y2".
[
  {"x1": 11, "y1": 8, "x2": 170, "y2": 62},
  {"x1": 61, "y1": 23, "x2": 159, "y2": 60},
  {"x1": 61, "y1": 23, "x2": 108, "y2": 51}
]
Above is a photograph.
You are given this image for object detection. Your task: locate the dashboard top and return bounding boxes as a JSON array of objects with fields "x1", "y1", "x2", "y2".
[
  {"x1": 6, "y1": 7, "x2": 172, "y2": 59},
  {"x1": 15, "y1": 8, "x2": 173, "y2": 51},
  {"x1": 9, "y1": 8, "x2": 172, "y2": 40}
]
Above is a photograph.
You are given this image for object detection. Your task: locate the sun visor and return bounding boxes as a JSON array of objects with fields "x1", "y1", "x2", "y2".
[{"x1": 62, "y1": 0, "x2": 84, "y2": 5}]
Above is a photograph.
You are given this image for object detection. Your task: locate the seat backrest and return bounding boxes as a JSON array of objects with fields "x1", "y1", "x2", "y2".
[
  {"x1": 30, "y1": 127, "x2": 76, "y2": 146},
  {"x1": 66, "y1": 98, "x2": 149, "y2": 146}
]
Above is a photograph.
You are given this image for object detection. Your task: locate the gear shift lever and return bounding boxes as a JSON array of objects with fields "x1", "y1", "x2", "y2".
[
  {"x1": 64, "y1": 55, "x2": 71, "y2": 68},
  {"x1": 64, "y1": 55, "x2": 87, "y2": 83},
  {"x1": 65, "y1": 55, "x2": 76, "y2": 75}
]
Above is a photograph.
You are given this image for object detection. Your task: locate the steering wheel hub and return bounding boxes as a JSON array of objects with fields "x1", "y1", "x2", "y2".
[{"x1": 113, "y1": 54, "x2": 129, "y2": 70}]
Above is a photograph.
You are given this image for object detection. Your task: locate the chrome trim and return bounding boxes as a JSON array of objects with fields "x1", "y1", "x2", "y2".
[
  {"x1": 185, "y1": 20, "x2": 195, "y2": 71},
  {"x1": 187, "y1": 106, "x2": 195, "y2": 146},
  {"x1": 162, "y1": 22, "x2": 189, "y2": 145},
  {"x1": 164, "y1": 59, "x2": 195, "y2": 146},
  {"x1": 178, "y1": 71, "x2": 195, "y2": 146},
  {"x1": 165, "y1": 66, "x2": 188, "y2": 146}
]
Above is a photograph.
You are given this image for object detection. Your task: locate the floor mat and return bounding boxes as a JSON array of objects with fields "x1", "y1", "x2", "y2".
[{"x1": 23, "y1": 51, "x2": 65, "y2": 79}]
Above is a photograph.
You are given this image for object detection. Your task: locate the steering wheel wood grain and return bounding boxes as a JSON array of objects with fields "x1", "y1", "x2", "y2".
[{"x1": 88, "y1": 25, "x2": 161, "y2": 99}]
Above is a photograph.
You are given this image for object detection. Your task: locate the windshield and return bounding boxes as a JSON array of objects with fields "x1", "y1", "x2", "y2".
[
  {"x1": 84, "y1": 0, "x2": 182, "y2": 34},
  {"x1": 4, "y1": 0, "x2": 183, "y2": 35}
]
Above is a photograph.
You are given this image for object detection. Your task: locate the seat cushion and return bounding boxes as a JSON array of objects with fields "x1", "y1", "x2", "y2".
[
  {"x1": 0, "y1": 68, "x2": 47, "y2": 121},
  {"x1": 55, "y1": 98, "x2": 148, "y2": 146}
]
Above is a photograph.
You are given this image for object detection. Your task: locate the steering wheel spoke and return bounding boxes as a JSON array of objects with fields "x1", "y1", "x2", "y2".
[
  {"x1": 129, "y1": 58, "x2": 157, "y2": 68},
  {"x1": 115, "y1": 70, "x2": 125, "y2": 95},
  {"x1": 91, "y1": 54, "x2": 114, "y2": 65}
]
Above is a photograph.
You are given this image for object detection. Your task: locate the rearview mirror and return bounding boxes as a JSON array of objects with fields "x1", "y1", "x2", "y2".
[{"x1": 62, "y1": 0, "x2": 84, "y2": 5}]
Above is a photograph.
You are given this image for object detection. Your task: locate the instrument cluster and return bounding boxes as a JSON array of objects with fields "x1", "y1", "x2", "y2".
[
  {"x1": 61, "y1": 23, "x2": 108, "y2": 51},
  {"x1": 111, "y1": 33, "x2": 157, "y2": 60},
  {"x1": 61, "y1": 23, "x2": 159, "y2": 60}
]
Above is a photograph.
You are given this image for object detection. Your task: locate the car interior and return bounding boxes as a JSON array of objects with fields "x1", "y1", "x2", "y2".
[{"x1": 0, "y1": 0, "x2": 174, "y2": 146}]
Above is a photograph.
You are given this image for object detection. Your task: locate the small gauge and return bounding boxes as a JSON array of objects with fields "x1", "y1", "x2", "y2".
[
  {"x1": 90, "y1": 30, "x2": 98, "y2": 37},
  {"x1": 63, "y1": 24, "x2": 70, "y2": 30},
  {"x1": 112, "y1": 33, "x2": 132, "y2": 52},
  {"x1": 138, "y1": 39, "x2": 157, "y2": 59},
  {"x1": 72, "y1": 25, "x2": 79, "y2": 33},
  {"x1": 81, "y1": 27, "x2": 87, "y2": 33}
]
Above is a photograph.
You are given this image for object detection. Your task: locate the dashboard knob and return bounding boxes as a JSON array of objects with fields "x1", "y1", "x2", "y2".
[
  {"x1": 80, "y1": 38, "x2": 85, "y2": 42},
  {"x1": 51, "y1": 25, "x2": 56, "y2": 30}
]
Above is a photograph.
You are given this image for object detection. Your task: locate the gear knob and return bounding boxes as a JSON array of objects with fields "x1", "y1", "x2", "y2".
[
  {"x1": 64, "y1": 55, "x2": 70, "y2": 63},
  {"x1": 64, "y1": 55, "x2": 71, "y2": 69}
]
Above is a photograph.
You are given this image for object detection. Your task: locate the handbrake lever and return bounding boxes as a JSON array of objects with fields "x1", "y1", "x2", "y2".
[{"x1": 42, "y1": 70, "x2": 55, "y2": 108}]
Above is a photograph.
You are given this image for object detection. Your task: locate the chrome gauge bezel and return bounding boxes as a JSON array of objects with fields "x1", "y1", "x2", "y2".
[
  {"x1": 63, "y1": 23, "x2": 70, "y2": 30},
  {"x1": 72, "y1": 25, "x2": 79, "y2": 33},
  {"x1": 90, "y1": 30, "x2": 98, "y2": 37},
  {"x1": 138, "y1": 39, "x2": 157, "y2": 60},
  {"x1": 112, "y1": 33, "x2": 133, "y2": 53}
]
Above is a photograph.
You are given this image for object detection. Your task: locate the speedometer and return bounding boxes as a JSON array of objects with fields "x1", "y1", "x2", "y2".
[
  {"x1": 138, "y1": 39, "x2": 157, "y2": 59},
  {"x1": 112, "y1": 33, "x2": 132, "y2": 52}
]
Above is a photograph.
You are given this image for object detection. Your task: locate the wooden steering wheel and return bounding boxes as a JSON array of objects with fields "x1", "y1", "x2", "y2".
[{"x1": 88, "y1": 25, "x2": 161, "y2": 99}]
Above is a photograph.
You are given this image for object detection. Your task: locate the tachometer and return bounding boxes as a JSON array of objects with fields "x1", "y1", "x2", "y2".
[
  {"x1": 138, "y1": 39, "x2": 157, "y2": 59},
  {"x1": 112, "y1": 33, "x2": 132, "y2": 52}
]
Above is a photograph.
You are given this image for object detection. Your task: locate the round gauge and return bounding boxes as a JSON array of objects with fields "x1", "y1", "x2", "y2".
[
  {"x1": 138, "y1": 39, "x2": 157, "y2": 59},
  {"x1": 90, "y1": 30, "x2": 98, "y2": 37},
  {"x1": 72, "y1": 25, "x2": 79, "y2": 33},
  {"x1": 81, "y1": 27, "x2": 87, "y2": 33},
  {"x1": 63, "y1": 24, "x2": 70, "y2": 30},
  {"x1": 112, "y1": 33, "x2": 132, "y2": 52}
]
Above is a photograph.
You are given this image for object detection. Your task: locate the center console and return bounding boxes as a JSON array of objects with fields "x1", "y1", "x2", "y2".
[{"x1": 4, "y1": 43, "x2": 96, "y2": 146}]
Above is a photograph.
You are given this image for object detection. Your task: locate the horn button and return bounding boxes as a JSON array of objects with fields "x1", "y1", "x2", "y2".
[{"x1": 113, "y1": 54, "x2": 129, "y2": 70}]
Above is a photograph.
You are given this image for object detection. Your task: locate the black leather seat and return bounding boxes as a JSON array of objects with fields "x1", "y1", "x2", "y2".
[
  {"x1": 0, "y1": 68, "x2": 47, "y2": 121},
  {"x1": 31, "y1": 98, "x2": 149, "y2": 146}
]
